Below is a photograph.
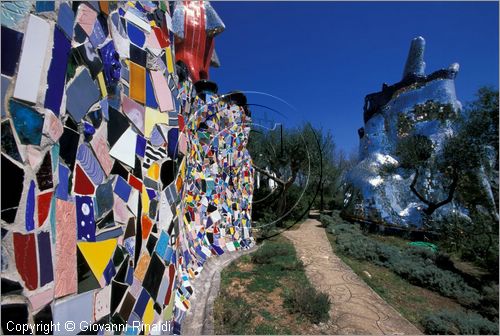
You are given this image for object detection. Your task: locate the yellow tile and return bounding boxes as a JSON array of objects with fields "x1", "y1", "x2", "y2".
[
  {"x1": 143, "y1": 299, "x2": 154, "y2": 328},
  {"x1": 141, "y1": 185, "x2": 150, "y2": 214},
  {"x1": 165, "y1": 46, "x2": 174, "y2": 74},
  {"x1": 147, "y1": 162, "x2": 160, "y2": 180},
  {"x1": 129, "y1": 61, "x2": 145, "y2": 104},
  {"x1": 97, "y1": 72, "x2": 107, "y2": 97},
  {"x1": 77, "y1": 239, "x2": 117, "y2": 280},
  {"x1": 144, "y1": 107, "x2": 168, "y2": 137}
]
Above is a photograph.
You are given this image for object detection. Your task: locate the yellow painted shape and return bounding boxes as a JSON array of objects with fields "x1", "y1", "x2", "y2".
[
  {"x1": 141, "y1": 185, "x2": 150, "y2": 214},
  {"x1": 165, "y1": 46, "x2": 174, "y2": 74},
  {"x1": 97, "y1": 72, "x2": 108, "y2": 97},
  {"x1": 147, "y1": 162, "x2": 160, "y2": 180},
  {"x1": 77, "y1": 239, "x2": 117, "y2": 280},
  {"x1": 144, "y1": 107, "x2": 169, "y2": 137},
  {"x1": 143, "y1": 299, "x2": 154, "y2": 327}
]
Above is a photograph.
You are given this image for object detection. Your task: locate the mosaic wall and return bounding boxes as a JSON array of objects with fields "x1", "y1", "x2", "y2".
[{"x1": 1, "y1": 1, "x2": 254, "y2": 334}]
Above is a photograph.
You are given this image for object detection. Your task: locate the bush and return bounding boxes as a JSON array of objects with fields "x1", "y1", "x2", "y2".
[
  {"x1": 421, "y1": 310, "x2": 499, "y2": 335},
  {"x1": 322, "y1": 215, "x2": 483, "y2": 307},
  {"x1": 214, "y1": 292, "x2": 253, "y2": 335},
  {"x1": 283, "y1": 285, "x2": 331, "y2": 324}
]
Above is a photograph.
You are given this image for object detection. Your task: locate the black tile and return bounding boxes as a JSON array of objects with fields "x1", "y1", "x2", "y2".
[
  {"x1": 1, "y1": 155, "x2": 24, "y2": 223},
  {"x1": 1, "y1": 120, "x2": 22, "y2": 162},
  {"x1": 1, "y1": 26, "x2": 23, "y2": 76},
  {"x1": 107, "y1": 107, "x2": 129, "y2": 147}
]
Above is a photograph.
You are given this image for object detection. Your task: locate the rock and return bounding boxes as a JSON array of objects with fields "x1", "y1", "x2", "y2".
[{"x1": 363, "y1": 271, "x2": 372, "y2": 279}]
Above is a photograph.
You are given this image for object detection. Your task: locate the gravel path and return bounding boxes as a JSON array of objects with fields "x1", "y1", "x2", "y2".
[{"x1": 283, "y1": 219, "x2": 422, "y2": 335}]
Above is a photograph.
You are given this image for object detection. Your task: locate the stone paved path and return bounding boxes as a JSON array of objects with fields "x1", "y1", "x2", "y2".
[{"x1": 283, "y1": 219, "x2": 422, "y2": 335}]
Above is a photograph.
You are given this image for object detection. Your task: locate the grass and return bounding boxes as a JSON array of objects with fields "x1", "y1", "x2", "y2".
[{"x1": 214, "y1": 236, "x2": 331, "y2": 335}]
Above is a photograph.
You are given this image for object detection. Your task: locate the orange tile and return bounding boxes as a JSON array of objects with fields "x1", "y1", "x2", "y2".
[{"x1": 129, "y1": 61, "x2": 145, "y2": 103}]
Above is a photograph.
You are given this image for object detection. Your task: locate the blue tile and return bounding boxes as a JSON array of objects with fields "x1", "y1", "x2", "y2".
[
  {"x1": 35, "y1": 1, "x2": 54, "y2": 12},
  {"x1": 135, "y1": 135, "x2": 146, "y2": 157},
  {"x1": 126, "y1": 22, "x2": 145, "y2": 47},
  {"x1": 76, "y1": 196, "x2": 96, "y2": 242},
  {"x1": 66, "y1": 68, "x2": 100, "y2": 122},
  {"x1": 44, "y1": 27, "x2": 71, "y2": 116},
  {"x1": 133, "y1": 289, "x2": 150, "y2": 317},
  {"x1": 114, "y1": 176, "x2": 132, "y2": 202},
  {"x1": 1, "y1": 26, "x2": 24, "y2": 76},
  {"x1": 145, "y1": 70, "x2": 158, "y2": 108},
  {"x1": 56, "y1": 164, "x2": 70, "y2": 200},
  {"x1": 167, "y1": 127, "x2": 179, "y2": 158},
  {"x1": 9, "y1": 99, "x2": 44, "y2": 145},
  {"x1": 57, "y1": 3, "x2": 74, "y2": 39},
  {"x1": 26, "y1": 180, "x2": 35, "y2": 231}
]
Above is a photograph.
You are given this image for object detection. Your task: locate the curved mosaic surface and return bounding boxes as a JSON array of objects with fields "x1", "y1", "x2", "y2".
[{"x1": 1, "y1": 1, "x2": 253, "y2": 334}]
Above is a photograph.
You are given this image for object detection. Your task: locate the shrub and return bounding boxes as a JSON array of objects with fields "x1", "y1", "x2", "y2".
[
  {"x1": 214, "y1": 292, "x2": 253, "y2": 335},
  {"x1": 421, "y1": 310, "x2": 499, "y2": 335},
  {"x1": 283, "y1": 285, "x2": 331, "y2": 324},
  {"x1": 321, "y1": 215, "x2": 483, "y2": 307},
  {"x1": 251, "y1": 240, "x2": 294, "y2": 265}
]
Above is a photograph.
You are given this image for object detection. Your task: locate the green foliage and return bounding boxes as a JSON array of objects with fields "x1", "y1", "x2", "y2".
[
  {"x1": 214, "y1": 293, "x2": 253, "y2": 335},
  {"x1": 322, "y1": 216, "x2": 483, "y2": 308},
  {"x1": 283, "y1": 285, "x2": 331, "y2": 324},
  {"x1": 396, "y1": 134, "x2": 434, "y2": 168},
  {"x1": 421, "y1": 310, "x2": 498, "y2": 335}
]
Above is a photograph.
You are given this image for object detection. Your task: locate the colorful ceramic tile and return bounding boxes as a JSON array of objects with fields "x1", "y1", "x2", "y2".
[
  {"x1": 109, "y1": 12, "x2": 130, "y2": 58},
  {"x1": 36, "y1": 152, "x2": 53, "y2": 191},
  {"x1": 150, "y1": 70, "x2": 175, "y2": 112},
  {"x1": 0, "y1": 1, "x2": 32, "y2": 29},
  {"x1": 53, "y1": 291, "x2": 94, "y2": 333},
  {"x1": 108, "y1": 107, "x2": 131, "y2": 147},
  {"x1": 1, "y1": 120, "x2": 22, "y2": 162},
  {"x1": 74, "y1": 164, "x2": 95, "y2": 195},
  {"x1": 25, "y1": 180, "x2": 36, "y2": 231},
  {"x1": 145, "y1": 70, "x2": 159, "y2": 109},
  {"x1": 37, "y1": 231, "x2": 54, "y2": 286},
  {"x1": 94, "y1": 285, "x2": 111, "y2": 321},
  {"x1": 13, "y1": 15, "x2": 50, "y2": 104},
  {"x1": 13, "y1": 232, "x2": 38, "y2": 290},
  {"x1": 167, "y1": 128, "x2": 179, "y2": 158},
  {"x1": 55, "y1": 199, "x2": 77, "y2": 298},
  {"x1": 129, "y1": 62, "x2": 146, "y2": 104},
  {"x1": 55, "y1": 163, "x2": 69, "y2": 201},
  {"x1": 109, "y1": 127, "x2": 137, "y2": 168},
  {"x1": 30, "y1": 289, "x2": 54, "y2": 312},
  {"x1": 144, "y1": 107, "x2": 168, "y2": 138},
  {"x1": 95, "y1": 179, "x2": 114, "y2": 219},
  {"x1": 76, "y1": 41, "x2": 103, "y2": 78},
  {"x1": 122, "y1": 95, "x2": 145, "y2": 134},
  {"x1": 77, "y1": 239, "x2": 117, "y2": 281},
  {"x1": 76, "y1": 196, "x2": 96, "y2": 241},
  {"x1": 42, "y1": 111, "x2": 64, "y2": 143},
  {"x1": 37, "y1": 191, "x2": 52, "y2": 227},
  {"x1": 57, "y1": 2, "x2": 74, "y2": 39},
  {"x1": 77, "y1": 144, "x2": 105, "y2": 185},
  {"x1": 89, "y1": 17, "x2": 107, "y2": 48},
  {"x1": 90, "y1": 126, "x2": 114, "y2": 176},
  {"x1": 66, "y1": 68, "x2": 100, "y2": 122},
  {"x1": 35, "y1": 1, "x2": 54, "y2": 13},
  {"x1": 1, "y1": 26, "x2": 24, "y2": 76},
  {"x1": 114, "y1": 176, "x2": 132, "y2": 202},
  {"x1": 99, "y1": 40, "x2": 121, "y2": 86},
  {"x1": 143, "y1": 253, "x2": 165, "y2": 300},
  {"x1": 76, "y1": 3, "x2": 98, "y2": 36},
  {"x1": 9, "y1": 99, "x2": 44, "y2": 145},
  {"x1": 135, "y1": 134, "x2": 147, "y2": 157}
]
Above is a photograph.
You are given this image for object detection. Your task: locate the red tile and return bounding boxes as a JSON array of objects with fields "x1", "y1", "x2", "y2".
[
  {"x1": 13, "y1": 232, "x2": 38, "y2": 290},
  {"x1": 74, "y1": 164, "x2": 95, "y2": 195},
  {"x1": 128, "y1": 174, "x2": 143, "y2": 191},
  {"x1": 37, "y1": 191, "x2": 53, "y2": 227}
]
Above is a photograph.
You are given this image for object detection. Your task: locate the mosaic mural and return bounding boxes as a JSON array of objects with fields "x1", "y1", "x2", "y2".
[{"x1": 1, "y1": 1, "x2": 254, "y2": 334}]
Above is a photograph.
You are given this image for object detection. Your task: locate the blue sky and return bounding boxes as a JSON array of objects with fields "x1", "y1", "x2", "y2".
[{"x1": 209, "y1": 1, "x2": 499, "y2": 154}]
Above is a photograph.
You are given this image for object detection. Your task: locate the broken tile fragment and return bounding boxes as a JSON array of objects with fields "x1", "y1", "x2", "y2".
[
  {"x1": 66, "y1": 68, "x2": 100, "y2": 123},
  {"x1": 37, "y1": 231, "x2": 54, "y2": 286},
  {"x1": 13, "y1": 232, "x2": 38, "y2": 290},
  {"x1": 1, "y1": 155, "x2": 24, "y2": 223},
  {"x1": 55, "y1": 200, "x2": 77, "y2": 298},
  {"x1": 9, "y1": 99, "x2": 44, "y2": 145},
  {"x1": 1, "y1": 26, "x2": 24, "y2": 77},
  {"x1": 76, "y1": 196, "x2": 96, "y2": 242},
  {"x1": 109, "y1": 127, "x2": 137, "y2": 168},
  {"x1": 13, "y1": 15, "x2": 50, "y2": 104},
  {"x1": 25, "y1": 180, "x2": 36, "y2": 231}
]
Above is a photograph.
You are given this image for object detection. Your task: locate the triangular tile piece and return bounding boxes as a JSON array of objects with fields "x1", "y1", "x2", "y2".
[
  {"x1": 109, "y1": 128, "x2": 137, "y2": 168},
  {"x1": 74, "y1": 164, "x2": 95, "y2": 195},
  {"x1": 77, "y1": 245, "x2": 101, "y2": 293},
  {"x1": 37, "y1": 191, "x2": 53, "y2": 227},
  {"x1": 77, "y1": 239, "x2": 117, "y2": 281}
]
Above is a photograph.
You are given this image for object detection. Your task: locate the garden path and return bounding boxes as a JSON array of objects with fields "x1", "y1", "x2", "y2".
[{"x1": 283, "y1": 219, "x2": 422, "y2": 335}]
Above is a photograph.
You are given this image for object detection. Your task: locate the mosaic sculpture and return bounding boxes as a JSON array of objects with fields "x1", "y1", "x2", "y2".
[
  {"x1": 343, "y1": 37, "x2": 495, "y2": 229},
  {"x1": 1, "y1": 1, "x2": 253, "y2": 334}
]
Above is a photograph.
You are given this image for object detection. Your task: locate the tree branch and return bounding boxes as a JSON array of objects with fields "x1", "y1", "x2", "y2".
[{"x1": 410, "y1": 168, "x2": 431, "y2": 205}]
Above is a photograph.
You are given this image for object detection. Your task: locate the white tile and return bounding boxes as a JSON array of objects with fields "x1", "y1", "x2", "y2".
[
  {"x1": 109, "y1": 127, "x2": 137, "y2": 168},
  {"x1": 13, "y1": 14, "x2": 50, "y2": 103}
]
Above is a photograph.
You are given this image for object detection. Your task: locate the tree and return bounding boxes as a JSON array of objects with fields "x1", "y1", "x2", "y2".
[{"x1": 396, "y1": 134, "x2": 458, "y2": 216}]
